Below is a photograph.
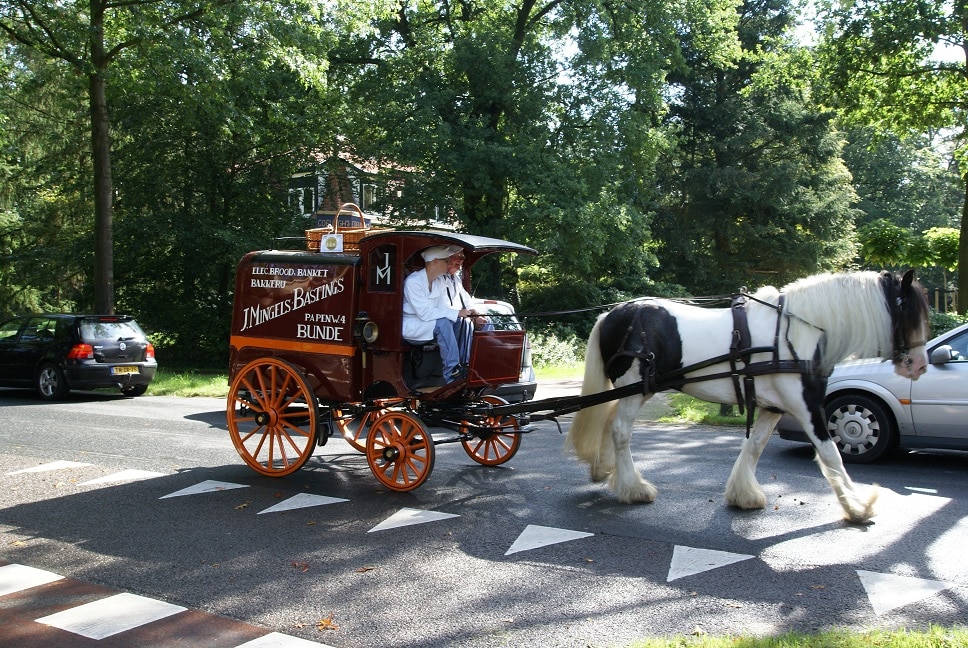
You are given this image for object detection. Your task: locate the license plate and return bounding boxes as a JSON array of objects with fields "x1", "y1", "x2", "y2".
[{"x1": 111, "y1": 366, "x2": 139, "y2": 375}]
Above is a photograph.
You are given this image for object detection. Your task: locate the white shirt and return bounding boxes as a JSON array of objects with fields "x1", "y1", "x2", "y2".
[
  {"x1": 402, "y1": 268, "x2": 459, "y2": 341},
  {"x1": 438, "y1": 272, "x2": 473, "y2": 310}
]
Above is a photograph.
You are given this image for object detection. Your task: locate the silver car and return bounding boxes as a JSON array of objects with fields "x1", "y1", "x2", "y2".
[
  {"x1": 472, "y1": 298, "x2": 537, "y2": 403},
  {"x1": 776, "y1": 322, "x2": 968, "y2": 463}
]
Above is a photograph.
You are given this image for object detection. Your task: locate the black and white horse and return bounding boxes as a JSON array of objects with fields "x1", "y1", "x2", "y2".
[{"x1": 567, "y1": 270, "x2": 930, "y2": 523}]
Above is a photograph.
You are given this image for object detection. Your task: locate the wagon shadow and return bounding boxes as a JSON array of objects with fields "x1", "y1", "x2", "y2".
[{"x1": 183, "y1": 408, "x2": 230, "y2": 429}]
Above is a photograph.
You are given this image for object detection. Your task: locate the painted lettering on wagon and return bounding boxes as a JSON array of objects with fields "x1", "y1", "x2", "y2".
[
  {"x1": 250, "y1": 265, "x2": 331, "y2": 278},
  {"x1": 240, "y1": 265, "x2": 348, "y2": 339}
]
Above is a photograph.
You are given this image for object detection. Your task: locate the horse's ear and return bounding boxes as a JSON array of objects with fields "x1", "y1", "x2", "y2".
[{"x1": 901, "y1": 269, "x2": 916, "y2": 291}]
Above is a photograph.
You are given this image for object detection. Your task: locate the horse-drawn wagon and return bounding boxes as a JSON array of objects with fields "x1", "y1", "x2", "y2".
[
  {"x1": 226, "y1": 219, "x2": 537, "y2": 492},
  {"x1": 225, "y1": 209, "x2": 933, "y2": 523}
]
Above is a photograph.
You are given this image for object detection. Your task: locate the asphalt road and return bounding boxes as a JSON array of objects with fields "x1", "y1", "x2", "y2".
[{"x1": 1, "y1": 384, "x2": 966, "y2": 647}]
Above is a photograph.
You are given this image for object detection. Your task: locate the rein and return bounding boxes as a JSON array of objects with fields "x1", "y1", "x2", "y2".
[{"x1": 514, "y1": 294, "x2": 742, "y2": 319}]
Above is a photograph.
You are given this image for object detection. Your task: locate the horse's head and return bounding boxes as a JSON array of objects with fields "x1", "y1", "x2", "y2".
[{"x1": 887, "y1": 269, "x2": 930, "y2": 380}]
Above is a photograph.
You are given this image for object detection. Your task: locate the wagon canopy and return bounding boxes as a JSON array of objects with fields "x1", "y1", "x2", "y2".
[{"x1": 361, "y1": 230, "x2": 537, "y2": 261}]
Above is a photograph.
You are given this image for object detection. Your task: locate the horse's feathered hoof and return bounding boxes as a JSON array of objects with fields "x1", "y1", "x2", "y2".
[
  {"x1": 727, "y1": 495, "x2": 767, "y2": 511},
  {"x1": 725, "y1": 485, "x2": 767, "y2": 510},
  {"x1": 590, "y1": 464, "x2": 613, "y2": 483},
  {"x1": 843, "y1": 484, "x2": 879, "y2": 524},
  {"x1": 612, "y1": 478, "x2": 657, "y2": 504}
]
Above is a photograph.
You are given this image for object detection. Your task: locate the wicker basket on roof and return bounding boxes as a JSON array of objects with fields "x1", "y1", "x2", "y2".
[{"x1": 305, "y1": 202, "x2": 388, "y2": 252}]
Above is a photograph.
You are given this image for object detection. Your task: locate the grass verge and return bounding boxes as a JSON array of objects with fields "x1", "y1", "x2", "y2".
[
  {"x1": 149, "y1": 369, "x2": 229, "y2": 398},
  {"x1": 661, "y1": 392, "x2": 748, "y2": 426}
]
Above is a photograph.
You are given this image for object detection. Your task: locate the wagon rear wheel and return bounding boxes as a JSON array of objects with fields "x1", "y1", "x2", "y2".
[
  {"x1": 461, "y1": 395, "x2": 522, "y2": 466},
  {"x1": 365, "y1": 411, "x2": 435, "y2": 492},
  {"x1": 227, "y1": 358, "x2": 318, "y2": 477}
]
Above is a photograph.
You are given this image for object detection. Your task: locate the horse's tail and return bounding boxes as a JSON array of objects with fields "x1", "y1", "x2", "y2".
[{"x1": 566, "y1": 313, "x2": 617, "y2": 464}]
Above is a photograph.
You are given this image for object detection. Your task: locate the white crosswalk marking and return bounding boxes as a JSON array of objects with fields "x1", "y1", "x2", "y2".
[
  {"x1": 258, "y1": 493, "x2": 348, "y2": 514},
  {"x1": 7, "y1": 460, "x2": 92, "y2": 474},
  {"x1": 35, "y1": 592, "x2": 187, "y2": 640},
  {"x1": 236, "y1": 631, "x2": 337, "y2": 647},
  {"x1": 667, "y1": 546, "x2": 755, "y2": 581},
  {"x1": 367, "y1": 507, "x2": 459, "y2": 532},
  {"x1": 0, "y1": 563, "x2": 63, "y2": 595},
  {"x1": 159, "y1": 479, "x2": 249, "y2": 499},
  {"x1": 856, "y1": 570, "x2": 955, "y2": 616},
  {"x1": 1, "y1": 448, "x2": 962, "y2": 648},
  {"x1": 505, "y1": 524, "x2": 593, "y2": 555},
  {"x1": 80, "y1": 469, "x2": 166, "y2": 485}
]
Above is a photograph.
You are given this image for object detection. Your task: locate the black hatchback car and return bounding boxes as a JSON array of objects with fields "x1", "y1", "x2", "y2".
[{"x1": 0, "y1": 314, "x2": 157, "y2": 400}]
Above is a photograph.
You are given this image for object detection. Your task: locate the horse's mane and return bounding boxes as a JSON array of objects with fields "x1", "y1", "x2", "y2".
[{"x1": 762, "y1": 271, "x2": 893, "y2": 374}]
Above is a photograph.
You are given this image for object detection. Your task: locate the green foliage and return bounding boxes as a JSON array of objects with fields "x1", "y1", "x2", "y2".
[
  {"x1": 661, "y1": 393, "x2": 747, "y2": 426},
  {"x1": 841, "y1": 129, "x2": 962, "y2": 234},
  {"x1": 925, "y1": 228, "x2": 960, "y2": 273},
  {"x1": 651, "y1": 0, "x2": 859, "y2": 295},
  {"x1": 1, "y1": 0, "x2": 964, "y2": 355},
  {"x1": 930, "y1": 310, "x2": 968, "y2": 337},
  {"x1": 108, "y1": 24, "x2": 339, "y2": 365},
  {"x1": 330, "y1": 0, "x2": 743, "y2": 297},
  {"x1": 817, "y1": 0, "x2": 968, "y2": 312},
  {"x1": 0, "y1": 50, "x2": 91, "y2": 319},
  {"x1": 858, "y1": 219, "x2": 912, "y2": 267},
  {"x1": 528, "y1": 330, "x2": 584, "y2": 369}
]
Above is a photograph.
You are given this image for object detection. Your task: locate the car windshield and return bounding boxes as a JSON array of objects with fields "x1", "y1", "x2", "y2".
[{"x1": 80, "y1": 319, "x2": 143, "y2": 341}]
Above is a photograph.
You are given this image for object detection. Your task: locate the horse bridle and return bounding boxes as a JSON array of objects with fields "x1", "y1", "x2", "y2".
[{"x1": 888, "y1": 279, "x2": 926, "y2": 368}]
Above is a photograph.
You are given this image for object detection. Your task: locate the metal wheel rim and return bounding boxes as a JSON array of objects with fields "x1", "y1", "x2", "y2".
[
  {"x1": 226, "y1": 358, "x2": 318, "y2": 477},
  {"x1": 38, "y1": 367, "x2": 58, "y2": 398},
  {"x1": 828, "y1": 404, "x2": 879, "y2": 456},
  {"x1": 461, "y1": 395, "x2": 522, "y2": 466},
  {"x1": 365, "y1": 411, "x2": 435, "y2": 491}
]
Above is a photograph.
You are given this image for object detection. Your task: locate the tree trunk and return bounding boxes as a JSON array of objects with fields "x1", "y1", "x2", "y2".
[{"x1": 90, "y1": 9, "x2": 114, "y2": 314}]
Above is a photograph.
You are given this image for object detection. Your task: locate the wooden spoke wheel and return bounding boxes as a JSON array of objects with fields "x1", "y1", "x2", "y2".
[
  {"x1": 365, "y1": 411, "x2": 435, "y2": 492},
  {"x1": 227, "y1": 358, "x2": 318, "y2": 477},
  {"x1": 333, "y1": 407, "x2": 383, "y2": 453},
  {"x1": 461, "y1": 395, "x2": 522, "y2": 466}
]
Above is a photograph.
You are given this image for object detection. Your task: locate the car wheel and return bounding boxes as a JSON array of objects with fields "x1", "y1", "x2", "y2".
[
  {"x1": 36, "y1": 363, "x2": 69, "y2": 401},
  {"x1": 121, "y1": 384, "x2": 148, "y2": 397},
  {"x1": 824, "y1": 394, "x2": 896, "y2": 464}
]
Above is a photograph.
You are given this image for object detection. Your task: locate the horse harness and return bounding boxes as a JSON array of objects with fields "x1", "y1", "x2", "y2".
[
  {"x1": 504, "y1": 274, "x2": 926, "y2": 435},
  {"x1": 607, "y1": 293, "x2": 818, "y2": 437}
]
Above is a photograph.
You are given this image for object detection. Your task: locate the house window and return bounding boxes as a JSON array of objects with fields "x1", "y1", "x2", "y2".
[
  {"x1": 288, "y1": 185, "x2": 317, "y2": 215},
  {"x1": 362, "y1": 184, "x2": 378, "y2": 211},
  {"x1": 303, "y1": 187, "x2": 316, "y2": 213}
]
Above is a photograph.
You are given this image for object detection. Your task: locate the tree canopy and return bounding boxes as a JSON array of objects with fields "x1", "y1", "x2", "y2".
[
  {"x1": 817, "y1": 0, "x2": 968, "y2": 311},
  {"x1": 1, "y1": 0, "x2": 964, "y2": 364}
]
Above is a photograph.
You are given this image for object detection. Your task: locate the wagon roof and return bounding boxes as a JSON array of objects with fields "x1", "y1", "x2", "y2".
[{"x1": 362, "y1": 230, "x2": 537, "y2": 256}]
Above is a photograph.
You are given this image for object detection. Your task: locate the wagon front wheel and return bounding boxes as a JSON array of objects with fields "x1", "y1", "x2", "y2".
[
  {"x1": 365, "y1": 411, "x2": 435, "y2": 492},
  {"x1": 227, "y1": 358, "x2": 318, "y2": 477},
  {"x1": 461, "y1": 395, "x2": 522, "y2": 466},
  {"x1": 333, "y1": 407, "x2": 383, "y2": 453}
]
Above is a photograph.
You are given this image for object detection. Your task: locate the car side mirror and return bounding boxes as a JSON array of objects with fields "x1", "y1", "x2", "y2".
[{"x1": 930, "y1": 345, "x2": 954, "y2": 365}]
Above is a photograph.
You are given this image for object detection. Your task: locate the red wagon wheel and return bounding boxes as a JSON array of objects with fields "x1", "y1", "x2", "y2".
[
  {"x1": 227, "y1": 358, "x2": 318, "y2": 477},
  {"x1": 365, "y1": 411, "x2": 435, "y2": 492},
  {"x1": 333, "y1": 407, "x2": 384, "y2": 453},
  {"x1": 461, "y1": 395, "x2": 522, "y2": 466}
]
